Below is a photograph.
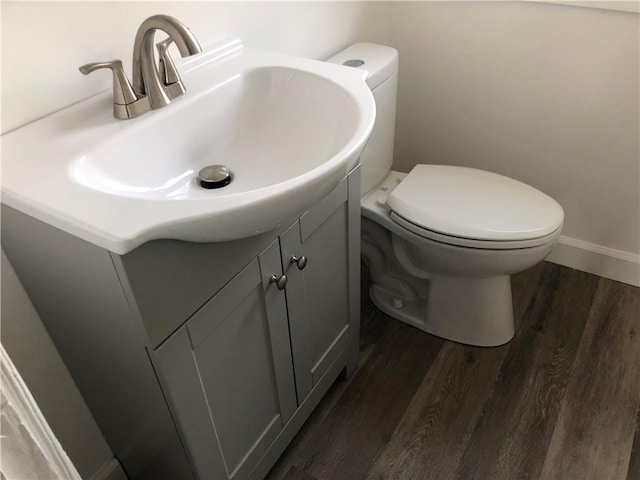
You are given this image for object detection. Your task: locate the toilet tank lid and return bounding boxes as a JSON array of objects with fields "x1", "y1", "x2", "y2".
[
  {"x1": 387, "y1": 165, "x2": 565, "y2": 242},
  {"x1": 326, "y1": 42, "x2": 398, "y2": 89}
]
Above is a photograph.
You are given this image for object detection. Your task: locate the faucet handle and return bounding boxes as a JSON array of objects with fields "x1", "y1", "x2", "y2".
[
  {"x1": 156, "y1": 38, "x2": 180, "y2": 85},
  {"x1": 79, "y1": 60, "x2": 138, "y2": 105}
]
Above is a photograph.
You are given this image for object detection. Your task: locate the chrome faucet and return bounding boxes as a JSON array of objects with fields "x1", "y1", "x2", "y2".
[
  {"x1": 79, "y1": 15, "x2": 202, "y2": 119},
  {"x1": 131, "y1": 15, "x2": 202, "y2": 110}
]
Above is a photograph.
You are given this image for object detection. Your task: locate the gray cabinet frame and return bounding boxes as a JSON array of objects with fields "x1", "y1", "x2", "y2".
[{"x1": 1, "y1": 166, "x2": 361, "y2": 480}]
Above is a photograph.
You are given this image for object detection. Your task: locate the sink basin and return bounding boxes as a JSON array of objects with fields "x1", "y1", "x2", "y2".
[
  {"x1": 72, "y1": 66, "x2": 362, "y2": 200},
  {"x1": 1, "y1": 38, "x2": 375, "y2": 254}
]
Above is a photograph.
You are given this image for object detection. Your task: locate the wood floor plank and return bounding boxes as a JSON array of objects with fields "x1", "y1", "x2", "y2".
[
  {"x1": 541, "y1": 278, "x2": 640, "y2": 480},
  {"x1": 266, "y1": 262, "x2": 640, "y2": 480},
  {"x1": 626, "y1": 405, "x2": 640, "y2": 480},
  {"x1": 285, "y1": 318, "x2": 442, "y2": 480},
  {"x1": 281, "y1": 465, "x2": 320, "y2": 480},
  {"x1": 365, "y1": 342, "x2": 508, "y2": 480},
  {"x1": 365, "y1": 263, "x2": 546, "y2": 480},
  {"x1": 454, "y1": 264, "x2": 599, "y2": 480}
]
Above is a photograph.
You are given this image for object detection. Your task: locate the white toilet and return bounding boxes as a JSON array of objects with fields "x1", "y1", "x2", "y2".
[{"x1": 329, "y1": 43, "x2": 564, "y2": 347}]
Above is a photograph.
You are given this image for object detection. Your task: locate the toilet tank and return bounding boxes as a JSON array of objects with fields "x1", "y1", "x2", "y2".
[{"x1": 327, "y1": 43, "x2": 399, "y2": 196}]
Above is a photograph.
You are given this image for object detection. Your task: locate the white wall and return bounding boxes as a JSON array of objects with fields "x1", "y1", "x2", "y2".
[
  {"x1": 1, "y1": 1, "x2": 390, "y2": 133},
  {"x1": 390, "y1": 1, "x2": 639, "y2": 285}
]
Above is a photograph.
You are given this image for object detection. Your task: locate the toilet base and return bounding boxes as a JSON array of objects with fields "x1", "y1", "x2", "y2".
[{"x1": 369, "y1": 274, "x2": 515, "y2": 347}]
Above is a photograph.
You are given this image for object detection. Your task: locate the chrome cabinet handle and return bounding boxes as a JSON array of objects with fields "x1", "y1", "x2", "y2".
[
  {"x1": 270, "y1": 274, "x2": 288, "y2": 290},
  {"x1": 290, "y1": 255, "x2": 308, "y2": 270}
]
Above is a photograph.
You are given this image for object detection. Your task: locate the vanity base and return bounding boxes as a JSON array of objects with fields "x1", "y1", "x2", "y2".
[{"x1": 1, "y1": 168, "x2": 361, "y2": 480}]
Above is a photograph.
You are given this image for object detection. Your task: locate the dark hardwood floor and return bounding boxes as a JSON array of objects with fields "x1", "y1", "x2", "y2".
[{"x1": 266, "y1": 262, "x2": 640, "y2": 480}]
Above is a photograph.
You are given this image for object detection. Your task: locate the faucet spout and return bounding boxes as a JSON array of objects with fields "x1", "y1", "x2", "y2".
[{"x1": 132, "y1": 15, "x2": 202, "y2": 108}]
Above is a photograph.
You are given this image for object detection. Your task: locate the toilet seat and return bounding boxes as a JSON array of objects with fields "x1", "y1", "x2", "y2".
[
  {"x1": 387, "y1": 165, "x2": 564, "y2": 249},
  {"x1": 390, "y1": 211, "x2": 561, "y2": 249}
]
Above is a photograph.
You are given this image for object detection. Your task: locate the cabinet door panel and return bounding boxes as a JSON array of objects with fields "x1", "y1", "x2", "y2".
[
  {"x1": 281, "y1": 183, "x2": 350, "y2": 404},
  {"x1": 190, "y1": 281, "x2": 281, "y2": 477},
  {"x1": 153, "y1": 329, "x2": 228, "y2": 480},
  {"x1": 154, "y1": 242, "x2": 296, "y2": 480},
  {"x1": 300, "y1": 206, "x2": 350, "y2": 375}
]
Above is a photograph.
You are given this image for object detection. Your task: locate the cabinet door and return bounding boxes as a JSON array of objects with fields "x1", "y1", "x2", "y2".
[
  {"x1": 280, "y1": 179, "x2": 351, "y2": 404},
  {"x1": 152, "y1": 240, "x2": 296, "y2": 480}
]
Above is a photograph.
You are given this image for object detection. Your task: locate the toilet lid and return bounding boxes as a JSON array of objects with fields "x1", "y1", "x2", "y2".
[{"x1": 387, "y1": 165, "x2": 564, "y2": 243}]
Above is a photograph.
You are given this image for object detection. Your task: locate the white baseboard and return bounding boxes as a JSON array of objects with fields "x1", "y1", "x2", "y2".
[
  {"x1": 89, "y1": 458, "x2": 128, "y2": 480},
  {"x1": 546, "y1": 235, "x2": 640, "y2": 287}
]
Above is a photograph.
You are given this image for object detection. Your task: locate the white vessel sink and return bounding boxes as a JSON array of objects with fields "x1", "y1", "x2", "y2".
[{"x1": 1, "y1": 38, "x2": 375, "y2": 254}]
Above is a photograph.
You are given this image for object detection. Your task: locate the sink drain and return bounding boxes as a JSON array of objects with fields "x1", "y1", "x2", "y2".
[{"x1": 198, "y1": 165, "x2": 232, "y2": 189}]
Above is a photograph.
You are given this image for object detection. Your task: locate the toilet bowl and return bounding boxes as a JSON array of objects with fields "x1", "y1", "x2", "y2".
[
  {"x1": 361, "y1": 170, "x2": 562, "y2": 346},
  {"x1": 328, "y1": 43, "x2": 564, "y2": 346}
]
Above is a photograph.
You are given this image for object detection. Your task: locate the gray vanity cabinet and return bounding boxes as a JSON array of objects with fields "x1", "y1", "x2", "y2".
[
  {"x1": 153, "y1": 240, "x2": 297, "y2": 480},
  {"x1": 1, "y1": 167, "x2": 361, "y2": 480},
  {"x1": 152, "y1": 177, "x2": 353, "y2": 480},
  {"x1": 280, "y1": 178, "x2": 350, "y2": 404}
]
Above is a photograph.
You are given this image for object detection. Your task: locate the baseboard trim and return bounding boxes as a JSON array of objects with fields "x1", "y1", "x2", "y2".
[
  {"x1": 89, "y1": 458, "x2": 128, "y2": 480},
  {"x1": 546, "y1": 235, "x2": 640, "y2": 287}
]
